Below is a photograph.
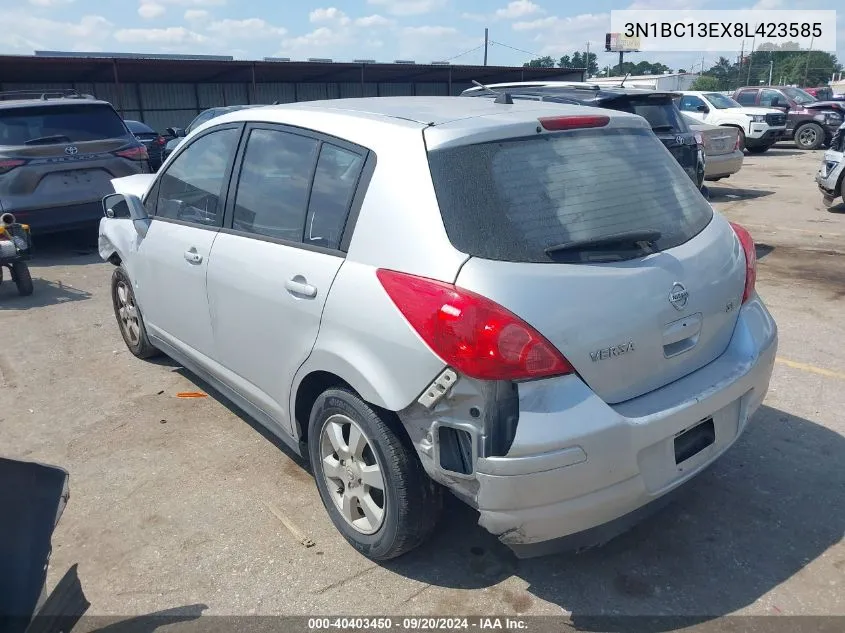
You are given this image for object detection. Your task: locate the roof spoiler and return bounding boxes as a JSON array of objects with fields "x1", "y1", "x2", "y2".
[{"x1": 0, "y1": 88, "x2": 95, "y2": 102}]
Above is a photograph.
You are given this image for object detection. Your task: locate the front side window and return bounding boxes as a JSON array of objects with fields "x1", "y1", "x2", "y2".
[
  {"x1": 760, "y1": 89, "x2": 786, "y2": 107},
  {"x1": 155, "y1": 127, "x2": 240, "y2": 226},
  {"x1": 703, "y1": 93, "x2": 742, "y2": 109},
  {"x1": 232, "y1": 128, "x2": 320, "y2": 241}
]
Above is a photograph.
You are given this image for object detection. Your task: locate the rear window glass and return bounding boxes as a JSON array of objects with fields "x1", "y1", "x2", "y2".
[
  {"x1": 609, "y1": 98, "x2": 687, "y2": 132},
  {"x1": 427, "y1": 127, "x2": 713, "y2": 264},
  {"x1": 0, "y1": 104, "x2": 128, "y2": 145}
]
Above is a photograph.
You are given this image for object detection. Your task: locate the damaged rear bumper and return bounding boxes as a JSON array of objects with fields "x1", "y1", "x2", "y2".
[{"x1": 470, "y1": 296, "x2": 777, "y2": 558}]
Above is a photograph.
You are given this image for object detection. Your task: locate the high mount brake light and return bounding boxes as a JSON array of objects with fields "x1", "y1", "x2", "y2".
[
  {"x1": 729, "y1": 222, "x2": 757, "y2": 304},
  {"x1": 377, "y1": 269, "x2": 574, "y2": 381},
  {"x1": 538, "y1": 115, "x2": 610, "y2": 131}
]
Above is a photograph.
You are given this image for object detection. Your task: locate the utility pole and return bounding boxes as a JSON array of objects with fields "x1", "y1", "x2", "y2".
[
  {"x1": 803, "y1": 36, "x2": 814, "y2": 86},
  {"x1": 768, "y1": 59, "x2": 773, "y2": 85},
  {"x1": 701, "y1": 53, "x2": 705, "y2": 75},
  {"x1": 737, "y1": 40, "x2": 744, "y2": 88},
  {"x1": 746, "y1": 37, "x2": 755, "y2": 85},
  {"x1": 618, "y1": 51, "x2": 624, "y2": 76},
  {"x1": 483, "y1": 28, "x2": 488, "y2": 66},
  {"x1": 585, "y1": 40, "x2": 590, "y2": 78}
]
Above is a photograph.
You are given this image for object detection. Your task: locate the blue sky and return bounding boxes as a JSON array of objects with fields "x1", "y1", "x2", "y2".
[{"x1": 0, "y1": 0, "x2": 841, "y2": 73}]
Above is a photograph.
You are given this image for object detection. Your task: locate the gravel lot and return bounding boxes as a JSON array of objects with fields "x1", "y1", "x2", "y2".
[{"x1": 1, "y1": 145, "x2": 843, "y2": 627}]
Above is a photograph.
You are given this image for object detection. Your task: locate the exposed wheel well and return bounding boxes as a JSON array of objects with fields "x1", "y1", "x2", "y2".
[
  {"x1": 107, "y1": 253, "x2": 121, "y2": 266},
  {"x1": 294, "y1": 371, "x2": 353, "y2": 445}
]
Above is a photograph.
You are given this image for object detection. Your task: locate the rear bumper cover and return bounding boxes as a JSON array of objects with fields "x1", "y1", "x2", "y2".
[
  {"x1": 473, "y1": 296, "x2": 778, "y2": 557},
  {"x1": 704, "y1": 150, "x2": 743, "y2": 179},
  {"x1": 10, "y1": 202, "x2": 104, "y2": 233}
]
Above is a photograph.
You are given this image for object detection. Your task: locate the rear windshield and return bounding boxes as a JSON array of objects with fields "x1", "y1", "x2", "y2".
[
  {"x1": 427, "y1": 127, "x2": 713, "y2": 264},
  {"x1": 608, "y1": 97, "x2": 687, "y2": 133},
  {"x1": 0, "y1": 103, "x2": 129, "y2": 146}
]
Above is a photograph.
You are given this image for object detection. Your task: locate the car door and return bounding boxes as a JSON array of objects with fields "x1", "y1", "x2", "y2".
[
  {"x1": 206, "y1": 124, "x2": 368, "y2": 434},
  {"x1": 677, "y1": 94, "x2": 709, "y2": 122},
  {"x1": 134, "y1": 123, "x2": 243, "y2": 364}
]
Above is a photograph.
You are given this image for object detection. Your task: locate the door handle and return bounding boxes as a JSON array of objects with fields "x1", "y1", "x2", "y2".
[
  {"x1": 285, "y1": 276, "x2": 317, "y2": 298},
  {"x1": 184, "y1": 249, "x2": 202, "y2": 264}
]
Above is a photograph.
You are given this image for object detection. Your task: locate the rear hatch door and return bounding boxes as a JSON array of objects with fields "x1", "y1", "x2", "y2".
[
  {"x1": 0, "y1": 102, "x2": 139, "y2": 201},
  {"x1": 426, "y1": 118, "x2": 746, "y2": 404}
]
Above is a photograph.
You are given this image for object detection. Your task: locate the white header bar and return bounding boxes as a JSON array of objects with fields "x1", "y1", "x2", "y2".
[{"x1": 610, "y1": 10, "x2": 837, "y2": 52}]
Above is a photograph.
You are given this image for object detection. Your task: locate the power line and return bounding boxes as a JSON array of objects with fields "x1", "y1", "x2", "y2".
[
  {"x1": 443, "y1": 43, "x2": 486, "y2": 62},
  {"x1": 488, "y1": 40, "x2": 545, "y2": 60}
]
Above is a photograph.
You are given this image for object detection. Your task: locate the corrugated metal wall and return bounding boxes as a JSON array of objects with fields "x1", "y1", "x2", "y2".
[{"x1": 0, "y1": 80, "x2": 474, "y2": 130}]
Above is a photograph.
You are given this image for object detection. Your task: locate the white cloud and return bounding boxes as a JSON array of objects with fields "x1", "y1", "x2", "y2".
[
  {"x1": 27, "y1": 0, "x2": 75, "y2": 6},
  {"x1": 366, "y1": 0, "x2": 445, "y2": 17},
  {"x1": 206, "y1": 18, "x2": 286, "y2": 39},
  {"x1": 402, "y1": 25, "x2": 459, "y2": 37},
  {"x1": 309, "y1": 7, "x2": 351, "y2": 25},
  {"x1": 512, "y1": 12, "x2": 609, "y2": 58},
  {"x1": 138, "y1": 3, "x2": 165, "y2": 19},
  {"x1": 0, "y1": 12, "x2": 112, "y2": 52},
  {"x1": 495, "y1": 1, "x2": 544, "y2": 20},
  {"x1": 355, "y1": 14, "x2": 394, "y2": 28},
  {"x1": 114, "y1": 26, "x2": 208, "y2": 45},
  {"x1": 751, "y1": 0, "x2": 784, "y2": 8},
  {"x1": 184, "y1": 9, "x2": 209, "y2": 20}
]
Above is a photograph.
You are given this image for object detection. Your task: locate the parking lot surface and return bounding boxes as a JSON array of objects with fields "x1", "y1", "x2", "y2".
[{"x1": 1, "y1": 145, "x2": 843, "y2": 625}]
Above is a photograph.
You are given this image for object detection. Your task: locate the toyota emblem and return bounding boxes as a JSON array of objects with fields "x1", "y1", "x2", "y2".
[{"x1": 64, "y1": 145, "x2": 79, "y2": 155}]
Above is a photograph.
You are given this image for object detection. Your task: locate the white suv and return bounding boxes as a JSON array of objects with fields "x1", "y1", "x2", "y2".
[{"x1": 676, "y1": 91, "x2": 787, "y2": 153}]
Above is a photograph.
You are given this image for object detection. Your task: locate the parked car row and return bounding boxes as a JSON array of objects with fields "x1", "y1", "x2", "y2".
[{"x1": 99, "y1": 92, "x2": 777, "y2": 561}]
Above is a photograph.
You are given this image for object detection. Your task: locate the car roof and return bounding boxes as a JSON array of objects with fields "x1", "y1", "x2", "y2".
[
  {"x1": 463, "y1": 81, "x2": 678, "y2": 99},
  {"x1": 216, "y1": 96, "x2": 642, "y2": 127}
]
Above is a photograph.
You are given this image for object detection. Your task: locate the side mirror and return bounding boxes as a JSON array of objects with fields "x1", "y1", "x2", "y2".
[
  {"x1": 166, "y1": 127, "x2": 186, "y2": 138},
  {"x1": 696, "y1": 104, "x2": 709, "y2": 113},
  {"x1": 102, "y1": 193, "x2": 150, "y2": 237}
]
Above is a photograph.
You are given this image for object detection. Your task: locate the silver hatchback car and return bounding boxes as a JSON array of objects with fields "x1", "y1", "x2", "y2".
[{"x1": 99, "y1": 97, "x2": 777, "y2": 560}]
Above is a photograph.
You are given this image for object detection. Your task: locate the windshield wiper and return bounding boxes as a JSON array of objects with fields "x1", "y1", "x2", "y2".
[
  {"x1": 544, "y1": 229, "x2": 662, "y2": 256},
  {"x1": 25, "y1": 135, "x2": 72, "y2": 145}
]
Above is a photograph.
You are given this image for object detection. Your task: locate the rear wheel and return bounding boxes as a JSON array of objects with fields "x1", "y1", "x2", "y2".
[
  {"x1": 794, "y1": 122, "x2": 825, "y2": 150},
  {"x1": 111, "y1": 266, "x2": 159, "y2": 359},
  {"x1": 308, "y1": 388, "x2": 442, "y2": 560}
]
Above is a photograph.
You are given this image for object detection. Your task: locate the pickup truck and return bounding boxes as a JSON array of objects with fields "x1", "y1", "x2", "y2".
[{"x1": 676, "y1": 91, "x2": 786, "y2": 153}]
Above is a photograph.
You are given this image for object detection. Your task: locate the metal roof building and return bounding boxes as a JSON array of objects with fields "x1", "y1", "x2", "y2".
[{"x1": 0, "y1": 53, "x2": 585, "y2": 131}]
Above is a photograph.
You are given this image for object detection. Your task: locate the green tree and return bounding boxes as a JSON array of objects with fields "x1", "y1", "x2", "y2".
[
  {"x1": 556, "y1": 51, "x2": 598, "y2": 75},
  {"x1": 523, "y1": 56, "x2": 555, "y2": 68},
  {"x1": 690, "y1": 75, "x2": 721, "y2": 91}
]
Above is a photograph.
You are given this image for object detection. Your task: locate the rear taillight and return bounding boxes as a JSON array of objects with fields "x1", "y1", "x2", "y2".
[
  {"x1": 115, "y1": 146, "x2": 149, "y2": 161},
  {"x1": 155, "y1": 136, "x2": 166, "y2": 146},
  {"x1": 0, "y1": 158, "x2": 26, "y2": 174},
  {"x1": 538, "y1": 115, "x2": 610, "y2": 131},
  {"x1": 376, "y1": 269, "x2": 574, "y2": 381},
  {"x1": 730, "y1": 222, "x2": 757, "y2": 304}
]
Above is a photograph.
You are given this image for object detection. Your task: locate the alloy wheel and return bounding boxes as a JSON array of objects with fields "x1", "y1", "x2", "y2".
[{"x1": 115, "y1": 280, "x2": 141, "y2": 346}]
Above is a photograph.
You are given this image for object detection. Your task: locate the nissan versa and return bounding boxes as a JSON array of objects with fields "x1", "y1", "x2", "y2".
[{"x1": 98, "y1": 97, "x2": 777, "y2": 560}]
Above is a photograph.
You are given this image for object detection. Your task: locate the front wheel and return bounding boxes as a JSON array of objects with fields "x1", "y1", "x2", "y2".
[
  {"x1": 308, "y1": 388, "x2": 442, "y2": 561},
  {"x1": 111, "y1": 266, "x2": 159, "y2": 359},
  {"x1": 746, "y1": 143, "x2": 771, "y2": 154},
  {"x1": 794, "y1": 123, "x2": 825, "y2": 150},
  {"x1": 735, "y1": 127, "x2": 746, "y2": 151},
  {"x1": 11, "y1": 263, "x2": 33, "y2": 296}
]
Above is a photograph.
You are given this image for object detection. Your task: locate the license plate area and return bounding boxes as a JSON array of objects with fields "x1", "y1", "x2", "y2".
[{"x1": 674, "y1": 418, "x2": 715, "y2": 464}]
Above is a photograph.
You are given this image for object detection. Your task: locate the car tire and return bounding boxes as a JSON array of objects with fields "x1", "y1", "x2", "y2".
[
  {"x1": 746, "y1": 144, "x2": 770, "y2": 154},
  {"x1": 11, "y1": 263, "x2": 33, "y2": 296},
  {"x1": 794, "y1": 122, "x2": 825, "y2": 150},
  {"x1": 308, "y1": 388, "x2": 442, "y2": 561},
  {"x1": 111, "y1": 266, "x2": 159, "y2": 359}
]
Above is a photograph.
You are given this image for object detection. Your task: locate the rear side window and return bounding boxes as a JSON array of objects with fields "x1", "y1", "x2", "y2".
[
  {"x1": 427, "y1": 127, "x2": 714, "y2": 264},
  {"x1": 0, "y1": 104, "x2": 128, "y2": 145},
  {"x1": 736, "y1": 90, "x2": 758, "y2": 106},
  {"x1": 612, "y1": 98, "x2": 688, "y2": 132},
  {"x1": 305, "y1": 144, "x2": 365, "y2": 249},
  {"x1": 233, "y1": 128, "x2": 320, "y2": 241}
]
